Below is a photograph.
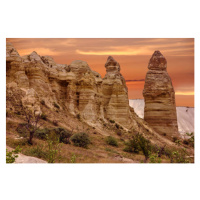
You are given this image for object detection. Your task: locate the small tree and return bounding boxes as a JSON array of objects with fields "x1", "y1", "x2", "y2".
[{"x1": 20, "y1": 104, "x2": 43, "y2": 145}]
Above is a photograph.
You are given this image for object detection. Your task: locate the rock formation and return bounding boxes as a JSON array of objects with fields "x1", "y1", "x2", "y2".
[
  {"x1": 143, "y1": 51, "x2": 178, "y2": 138},
  {"x1": 102, "y1": 56, "x2": 132, "y2": 126},
  {"x1": 6, "y1": 43, "x2": 135, "y2": 129}
]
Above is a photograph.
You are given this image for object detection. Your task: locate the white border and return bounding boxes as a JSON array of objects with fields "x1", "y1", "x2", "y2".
[{"x1": 0, "y1": 0, "x2": 200, "y2": 200}]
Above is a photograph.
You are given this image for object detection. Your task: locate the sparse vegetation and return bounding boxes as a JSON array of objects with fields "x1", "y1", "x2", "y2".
[
  {"x1": 46, "y1": 134, "x2": 62, "y2": 163},
  {"x1": 41, "y1": 113, "x2": 47, "y2": 120},
  {"x1": 53, "y1": 102, "x2": 60, "y2": 109},
  {"x1": 70, "y1": 153, "x2": 76, "y2": 163},
  {"x1": 77, "y1": 114, "x2": 80, "y2": 120},
  {"x1": 24, "y1": 145, "x2": 47, "y2": 160},
  {"x1": 149, "y1": 152, "x2": 162, "y2": 163},
  {"x1": 40, "y1": 100, "x2": 45, "y2": 105},
  {"x1": 70, "y1": 132, "x2": 90, "y2": 148},
  {"x1": 185, "y1": 132, "x2": 194, "y2": 147},
  {"x1": 123, "y1": 136, "x2": 140, "y2": 153},
  {"x1": 53, "y1": 127, "x2": 72, "y2": 144},
  {"x1": 6, "y1": 146, "x2": 22, "y2": 163},
  {"x1": 170, "y1": 148, "x2": 190, "y2": 163},
  {"x1": 35, "y1": 128, "x2": 50, "y2": 140},
  {"x1": 109, "y1": 119, "x2": 115, "y2": 123},
  {"x1": 52, "y1": 120, "x2": 58, "y2": 126},
  {"x1": 106, "y1": 136, "x2": 118, "y2": 147},
  {"x1": 116, "y1": 130, "x2": 122, "y2": 136}
]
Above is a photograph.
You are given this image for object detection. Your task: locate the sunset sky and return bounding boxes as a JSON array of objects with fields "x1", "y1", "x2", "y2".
[{"x1": 7, "y1": 38, "x2": 194, "y2": 107}]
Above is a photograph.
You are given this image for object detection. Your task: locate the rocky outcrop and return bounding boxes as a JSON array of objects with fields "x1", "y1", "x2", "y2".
[
  {"x1": 6, "y1": 43, "x2": 135, "y2": 129},
  {"x1": 102, "y1": 56, "x2": 132, "y2": 127},
  {"x1": 143, "y1": 51, "x2": 178, "y2": 138}
]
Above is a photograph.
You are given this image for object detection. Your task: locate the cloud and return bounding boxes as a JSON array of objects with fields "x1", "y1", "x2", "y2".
[
  {"x1": 175, "y1": 91, "x2": 194, "y2": 95},
  {"x1": 17, "y1": 48, "x2": 61, "y2": 56}
]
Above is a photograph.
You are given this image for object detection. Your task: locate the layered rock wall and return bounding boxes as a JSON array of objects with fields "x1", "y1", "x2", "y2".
[
  {"x1": 6, "y1": 43, "x2": 134, "y2": 129},
  {"x1": 143, "y1": 51, "x2": 178, "y2": 137}
]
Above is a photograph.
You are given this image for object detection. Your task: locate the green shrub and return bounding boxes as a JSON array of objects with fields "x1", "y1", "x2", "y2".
[
  {"x1": 106, "y1": 136, "x2": 118, "y2": 147},
  {"x1": 52, "y1": 120, "x2": 58, "y2": 126},
  {"x1": 6, "y1": 146, "x2": 22, "y2": 163},
  {"x1": 16, "y1": 123, "x2": 29, "y2": 137},
  {"x1": 46, "y1": 135, "x2": 62, "y2": 163},
  {"x1": 172, "y1": 136, "x2": 178, "y2": 142},
  {"x1": 53, "y1": 127, "x2": 72, "y2": 144},
  {"x1": 170, "y1": 149, "x2": 190, "y2": 163},
  {"x1": 186, "y1": 132, "x2": 194, "y2": 147},
  {"x1": 35, "y1": 127, "x2": 72, "y2": 144},
  {"x1": 70, "y1": 132, "x2": 90, "y2": 148},
  {"x1": 137, "y1": 134, "x2": 152, "y2": 162},
  {"x1": 115, "y1": 123, "x2": 119, "y2": 129},
  {"x1": 123, "y1": 137, "x2": 140, "y2": 153},
  {"x1": 77, "y1": 114, "x2": 80, "y2": 120},
  {"x1": 53, "y1": 102, "x2": 60, "y2": 109},
  {"x1": 24, "y1": 145, "x2": 47, "y2": 160},
  {"x1": 183, "y1": 139, "x2": 189, "y2": 145},
  {"x1": 35, "y1": 128, "x2": 50, "y2": 140},
  {"x1": 116, "y1": 130, "x2": 122, "y2": 136},
  {"x1": 40, "y1": 100, "x2": 45, "y2": 105},
  {"x1": 70, "y1": 153, "x2": 76, "y2": 163},
  {"x1": 41, "y1": 113, "x2": 47, "y2": 120},
  {"x1": 149, "y1": 152, "x2": 162, "y2": 163},
  {"x1": 109, "y1": 119, "x2": 115, "y2": 123}
]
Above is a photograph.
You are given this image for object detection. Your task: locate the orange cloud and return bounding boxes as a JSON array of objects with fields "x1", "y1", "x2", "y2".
[
  {"x1": 175, "y1": 91, "x2": 194, "y2": 95},
  {"x1": 18, "y1": 48, "x2": 60, "y2": 57}
]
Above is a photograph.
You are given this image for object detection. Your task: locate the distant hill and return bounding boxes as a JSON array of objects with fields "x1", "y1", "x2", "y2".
[{"x1": 129, "y1": 99, "x2": 194, "y2": 137}]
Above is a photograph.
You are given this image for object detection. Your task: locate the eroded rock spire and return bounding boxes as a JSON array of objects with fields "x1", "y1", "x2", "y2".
[{"x1": 143, "y1": 51, "x2": 178, "y2": 138}]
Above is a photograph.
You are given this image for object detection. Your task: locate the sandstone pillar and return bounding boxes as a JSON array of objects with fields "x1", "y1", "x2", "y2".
[{"x1": 143, "y1": 51, "x2": 178, "y2": 138}]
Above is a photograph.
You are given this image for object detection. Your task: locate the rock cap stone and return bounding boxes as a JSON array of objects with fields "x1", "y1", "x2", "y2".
[
  {"x1": 148, "y1": 50, "x2": 167, "y2": 71},
  {"x1": 105, "y1": 56, "x2": 120, "y2": 73}
]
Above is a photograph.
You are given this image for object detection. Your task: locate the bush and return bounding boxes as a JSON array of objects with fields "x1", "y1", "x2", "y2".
[
  {"x1": 53, "y1": 127, "x2": 72, "y2": 144},
  {"x1": 149, "y1": 152, "x2": 162, "y2": 163},
  {"x1": 115, "y1": 123, "x2": 120, "y2": 129},
  {"x1": 6, "y1": 146, "x2": 22, "y2": 163},
  {"x1": 109, "y1": 119, "x2": 115, "y2": 123},
  {"x1": 24, "y1": 145, "x2": 47, "y2": 160},
  {"x1": 123, "y1": 137, "x2": 140, "y2": 153},
  {"x1": 137, "y1": 134, "x2": 152, "y2": 162},
  {"x1": 41, "y1": 113, "x2": 47, "y2": 120},
  {"x1": 186, "y1": 132, "x2": 194, "y2": 147},
  {"x1": 40, "y1": 100, "x2": 45, "y2": 105},
  {"x1": 183, "y1": 139, "x2": 189, "y2": 145},
  {"x1": 170, "y1": 149, "x2": 190, "y2": 163},
  {"x1": 70, "y1": 132, "x2": 90, "y2": 148},
  {"x1": 52, "y1": 120, "x2": 58, "y2": 126},
  {"x1": 46, "y1": 135, "x2": 62, "y2": 163},
  {"x1": 16, "y1": 123, "x2": 29, "y2": 137},
  {"x1": 172, "y1": 136, "x2": 178, "y2": 142},
  {"x1": 106, "y1": 136, "x2": 118, "y2": 147},
  {"x1": 53, "y1": 102, "x2": 60, "y2": 109},
  {"x1": 77, "y1": 114, "x2": 80, "y2": 120},
  {"x1": 35, "y1": 128, "x2": 50, "y2": 140},
  {"x1": 116, "y1": 130, "x2": 122, "y2": 136}
]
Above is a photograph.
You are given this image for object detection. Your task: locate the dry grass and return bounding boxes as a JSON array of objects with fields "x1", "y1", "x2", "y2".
[{"x1": 6, "y1": 106, "x2": 194, "y2": 163}]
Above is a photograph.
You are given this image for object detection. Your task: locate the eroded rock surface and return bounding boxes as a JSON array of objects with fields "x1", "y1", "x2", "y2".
[
  {"x1": 102, "y1": 56, "x2": 133, "y2": 127},
  {"x1": 6, "y1": 43, "x2": 136, "y2": 129},
  {"x1": 143, "y1": 51, "x2": 178, "y2": 137}
]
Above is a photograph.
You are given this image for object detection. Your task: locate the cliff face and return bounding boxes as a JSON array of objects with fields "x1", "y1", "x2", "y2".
[
  {"x1": 143, "y1": 51, "x2": 178, "y2": 137},
  {"x1": 6, "y1": 43, "x2": 134, "y2": 129}
]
